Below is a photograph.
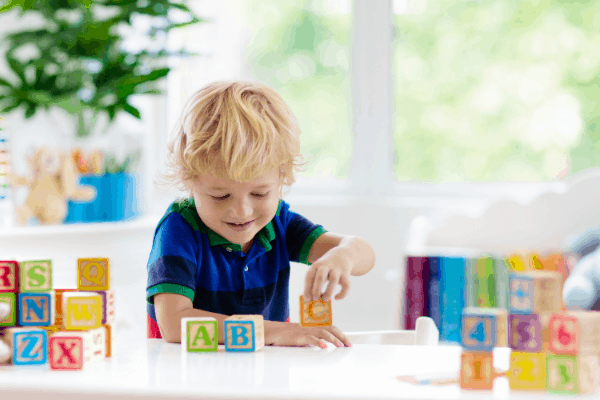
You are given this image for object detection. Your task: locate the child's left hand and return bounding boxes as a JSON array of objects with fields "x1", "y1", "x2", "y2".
[{"x1": 303, "y1": 248, "x2": 352, "y2": 302}]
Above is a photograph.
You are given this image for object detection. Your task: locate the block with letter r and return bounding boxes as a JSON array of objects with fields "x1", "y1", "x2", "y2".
[
  {"x1": 224, "y1": 315, "x2": 264, "y2": 352},
  {"x1": 8, "y1": 328, "x2": 48, "y2": 365},
  {"x1": 0, "y1": 260, "x2": 18, "y2": 292},
  {"x1": 18, "y1": 292, "x2": 54, "y2": 326},
  {"x1": 181, "y1": 317, "x2": 218, "y2": 352}
]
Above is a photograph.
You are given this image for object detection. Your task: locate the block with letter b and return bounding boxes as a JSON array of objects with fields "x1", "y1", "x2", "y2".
[
  {"x1": 18, "y1": 292, "x2": 54, "y2": 326},
  {"x1": 19, "y1": 260, "x2": 52, "y2": 292},
  {"x1": 62, "y1": 292, "x2": 102, "y2": 330},
  {"x1": 224, "y1": 315, "x2": 264, "y2": 352},
  {"x1": 181, "y1": 317, "x2": 218, "y2": 352},
  {"x1": 299, "y1": 295, "x2": 332, "y2": 327},
  {"x1": 0, "y1": 260, "x2": 18, "y2": 292},
  {"x1": 77, "y1": 258, "x2": 109, "y2": 291}
]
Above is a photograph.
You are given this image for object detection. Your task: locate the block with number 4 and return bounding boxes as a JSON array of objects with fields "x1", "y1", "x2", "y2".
[
  {"x1": 224, "y1": 315, "x2": 264, "y2": 352},
  {"x1": 181, "y1": 317, "x2": 218, "y2": 352},
  {"x1": 300, "y1": 295, "x2": 332, "y2": 327},
  {"x1": 461, "y1": 307, "x2": 507, "y2": 351}
]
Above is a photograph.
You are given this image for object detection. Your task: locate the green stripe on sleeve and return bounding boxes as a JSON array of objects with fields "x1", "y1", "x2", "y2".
[
  {"x1": 298, "y1": 226, "x2": 327, "y2": 265},
  {"x1": 147, "y1": 283, "x2": 195, "y2": 305}
]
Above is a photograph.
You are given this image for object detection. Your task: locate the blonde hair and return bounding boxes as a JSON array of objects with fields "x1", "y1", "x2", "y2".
[{"x1": 157, "y1": 80, "x2": 305, "y2": 194}]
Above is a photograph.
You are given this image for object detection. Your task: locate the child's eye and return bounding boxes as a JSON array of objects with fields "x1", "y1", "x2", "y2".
[
  {"x1": 211, "y1": 195, "x2": 229, "y2": 200},
  {"x1": 252, "y1": 192, "x2": 269, "y2": 198}
]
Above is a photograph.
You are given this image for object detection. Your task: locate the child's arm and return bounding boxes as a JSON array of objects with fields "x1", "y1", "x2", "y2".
[
  {"x1": 154, "y1": 293, "x2": 351, "y2": 347},
  {"x1": 304, "y1": 233, "x2": 376, "y2": 301}
]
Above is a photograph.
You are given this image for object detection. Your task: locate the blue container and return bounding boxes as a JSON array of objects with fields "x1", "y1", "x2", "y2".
[{"x1": 65, "y1": 173, "x2": 140, "y2": 223}]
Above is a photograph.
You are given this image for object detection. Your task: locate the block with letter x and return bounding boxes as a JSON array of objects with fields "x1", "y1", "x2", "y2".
[
  {"x1": 224, "y1": 315, "x2": 264, "y2": 352},
  {"x1": 49, "y1": 333, "x2": 84, "y2": 370},
  {"x1": 181, "y1": 317, "x2": 218, "y2": 352},
  {"x1": 0, "y1": 260, "x2": 18, "y2": 292}
]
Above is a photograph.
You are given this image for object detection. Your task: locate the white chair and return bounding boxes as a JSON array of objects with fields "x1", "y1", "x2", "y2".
[{"x1": 345, "y1": 316, "x2": 439, "y2": 346}]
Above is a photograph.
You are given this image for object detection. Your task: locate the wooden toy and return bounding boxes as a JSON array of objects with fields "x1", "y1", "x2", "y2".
[
  {"x1": 460, "y1": 351, "x2": 494, "y2": 390},
  {"x1": 224, "y1": 315, "x2": 264, "y2": 352},
  {"x1": 53, "y1": 288, "x2": 77, "y2": 326},
  {"x1": 547, "y1": 354, "x2": 599, "y2": 395},
  {"x1": 3, "y1": 327, "x2": 48, "y2": 365},
  {"x1": 548, "y1": 313, "x2": 579, "y2": 355},
  {"x1": 181, "y1": 317, "x2": 218, "y2": 352},
  {"x1": 8, "y1": 147, "x2": 96, "y2": 225},
  {"x1": 62, "y1": 292, "x2": 102, "y2": 330},
  {"x1": 509, "y1": 271, "x2": 562, "y2": 314},
  {"x1": 0, "y1": 292, "x2": 16, "y2": 326},
  {"x1": 509, "y1": 313, "x2": 542, "y2": 352},
  {"x1": 88, "y1": 326, "x2": 107, "y2": 360},
  {"x1": 49, "y1": 327, "x2": 106, "y2": 370},
  {"x1": 103, "y1": 324, "x2": 113, "y2": 358},
  {"x1": 92, "y1": 289, "x2": 115, "y2": 324},
  {"x1": 461, "y1": 307, "x2": 507, "y2": 352},
  {"x1": 18, "y1": 292, "x2": 54, "y2": 326},
  {"x1": 0, "y1": 330, "x2": 9, "y2": 365},
  {"x1": 77, "y1": 258, "x2": 110, "y2": 290},
  {"x1": 19, "y1": 260, "x2": 52, "y2": 292},
  {"x1": 564, "y1": 311, "x2": 600, "y2": 356},
  {"x1": 508, "y1": 351, "x2": 547, "y2": 390},
  {"x1": 300, "y1": 295, "x2": 332, "y2": 327},
  {"x1": 506, "y1": 253, "x2": 527, "y2": 271},
  {"x1": 0, "y1": 260, "x2": 18, "y2": 292}
]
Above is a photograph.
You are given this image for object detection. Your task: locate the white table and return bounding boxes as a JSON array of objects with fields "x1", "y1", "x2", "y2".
[{"x1": 0, "y1": 330, "x2": 597, "y2": 400}]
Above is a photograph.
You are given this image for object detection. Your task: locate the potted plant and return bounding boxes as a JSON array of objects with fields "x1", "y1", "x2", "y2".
[{"x1": 0, "y1": 0, "x2": 204, "y2": 224}]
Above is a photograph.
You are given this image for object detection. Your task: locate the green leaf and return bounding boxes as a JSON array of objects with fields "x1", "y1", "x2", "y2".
[
  {"x1": 24, "y1": 102, "x2": 36, "y2": 118},
  {"x1": 0, "y1": 78, "x2": 14, "y2": 88},
  {"x1": 121, "y1": 102, "x2": 141, "y2": 119}
]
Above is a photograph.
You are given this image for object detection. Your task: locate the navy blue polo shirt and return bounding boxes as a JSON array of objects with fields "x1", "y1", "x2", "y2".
[{"x1": 146, "y1": 198, "x2": 326, "y2": 338}]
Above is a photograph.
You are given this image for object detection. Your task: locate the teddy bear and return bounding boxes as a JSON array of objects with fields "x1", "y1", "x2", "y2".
[
  {"x1": 562, "y1": 227, "x2": 600, "y2": 310},
  {"x1": 0, "y1": 302, "x2": 10, "y2": 363},
  {"x1": 8, "y1": 148, "x2": 96, "y2": 225}
]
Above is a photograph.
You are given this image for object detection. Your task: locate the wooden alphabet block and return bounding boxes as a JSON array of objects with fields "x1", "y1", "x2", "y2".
[
  {"x1": 508, "y1": 351, "x2": 547, "y2": 390},
  {"x1": 460, "y1": 351, "x2": 494, "y2": 390},
  {"x1": 0, "y1": 260, "x2": 18, "y2": 292},
  {"x1": 103, "y1": 324, "x2": 113, "y2": 358},
  {"x1": 53, "y1": 289, "x2": 77, "y2": 326},
  {"x1": 181, "y1": 317, "x2": 218, "y2": 352},
  {"x1": 509, "y1": 271, "x2": 563, "y2": 314},
  {"x1": 4, "y1": 327, "x2": 48, "y2": 365},
  {"x1": 49, "y1": 333, "x2": 84, "y2": 370},
  {"x1": 548, "y1": 314, "x2": 579, "y2": 355},
  {"x1": 77, "y1": 258, "x2": 109, "y2": 290},
  {"x1": 88, "y1": 326, "x2": 106, "y2": 360},
  {"x1": 565, "y1": 311, "x2": 600, "y2": 357},
  {"x1": 0, "y1": 292, "x2": 16, "y2": 326},
  {"x1": 18, "y1": 292, "x2": 54, "y2": 326},
  {"x1": 300, "y1": 295, "x2": 332, "y2": 327},
  {"x1": 62, "y1": 292, "x2": 102, "y2": 330},
  {"x1": 546, "y1": 354, "x2": 598, "y2": 395},
  {"x1": 509, "y1": 314, "x2": 542, "y2": 352},
  {"x1": 462, "y1": 307, "x2": 507, "y2": 351},
  {"x1": 224, "y1": 315, "x2": 264, "y2": 352},
  {"x1": 509, "y1": 274, "x2": 534, "y2": 314},
  {"x1": 19, "y1": 260, "x2": 52, "y2": 292},
  {"x1": 92, "y1": 289, "x2": 115, "y2": 324}
]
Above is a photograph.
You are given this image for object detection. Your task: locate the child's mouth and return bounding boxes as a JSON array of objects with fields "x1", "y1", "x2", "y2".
[{"x1": 226, "y1": 220, "x2": 253, "y2": 231}]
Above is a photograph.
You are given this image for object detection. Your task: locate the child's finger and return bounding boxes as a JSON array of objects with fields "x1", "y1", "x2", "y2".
[
  {"x1": 321, "y1": 270, "x2": 341, "y2": 301},
  {"x1": 334, "y1": 274, "x2": 351, "y2": 300},
  {"x1": 314, "y1": 329, "x2": 346, "y2": 347},
  {"x1": 327, "y1": 326, "x2": 352, "y2": 347},
  {"x1": 311, "y1": 267, "x2": 328, "y2": 301},
  {"x1": 303, "y1": 267, "x2": 317, "y2": 301}
]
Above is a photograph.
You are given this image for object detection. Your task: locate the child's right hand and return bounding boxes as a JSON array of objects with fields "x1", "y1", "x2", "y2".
[{"x1": 264, "y1": 320, "x2": 352, "y2": 348}]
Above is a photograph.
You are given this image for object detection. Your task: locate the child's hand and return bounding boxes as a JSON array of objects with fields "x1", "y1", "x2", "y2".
[
  {"x1": 304, "y1": 248, "x2": 352, "y2": 302},
  {"x1": 265, "y1": 321, "x2": 351, "y2": 348}
]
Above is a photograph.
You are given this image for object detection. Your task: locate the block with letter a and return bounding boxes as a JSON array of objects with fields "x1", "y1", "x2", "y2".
[{"x1": 181, "y1": 317, "x2": 218, "y2": 352}]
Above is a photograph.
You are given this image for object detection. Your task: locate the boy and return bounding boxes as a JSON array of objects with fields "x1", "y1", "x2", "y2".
[{"x1": 147, "y1": 81, "x2": 376, "y2": 348}]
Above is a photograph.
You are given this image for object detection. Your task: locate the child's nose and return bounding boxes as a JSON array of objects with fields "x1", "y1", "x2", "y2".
[{"x1": 230, "y1": 197, "x2": 253, "y2": 218}]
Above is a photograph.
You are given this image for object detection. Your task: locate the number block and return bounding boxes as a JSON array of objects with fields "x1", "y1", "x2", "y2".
[
  {"x1": 224, "y1": 315, "x2": 264, "y2": 352},
  {"x1": 565, "y1": 311, "x2": 600, "y2": 357},
  {"x1": 0, "y1": 292, "x2": 16, "y2": 327},
  {"x1": 77, "y1": 258, "x2": 110, "y2": 290},
  {"x1": 300, "y1": 295, "x2": 332, "y2": 327},
  {"x1": 508, "y1": 351, "x2": 547, "y2": 391},
  {"x1": 18, "y1": 292, "x2": 54, "y2": 326},
  {"x1": 547, "y1": 355, "x2": 578, "y2": 394},
  {"x1": 548, "y1": 314, "x2": 579, "y2": 355},
  {"x1": 181, "y1": 317, "x2": 218, "y2": 352},
  {"x1": 4, "y1": 328, "x2": 48, "y2": 365},
  {"x1": 509, "y1": 274, "x2": 534, "y2": 314},
  {"x1": 53, "y1": 289, "x2": 77, "y2": 326},
  {"x1": 62, "y1": 292, "x2": 102, "y2": 330},
  {"x1": 19, "y1": 260, "x2": 52, "y2": 292},
  {"x1": 0, "y1": 260, "x2": 18, "y2": 292},
  {"x1": 460, "y1": 351, "x2": 494, "y2": 390},
  {"x1": 462, "y1": 307, "x2": 507, "y2": 351},
  {"x1": 509, "y1": 271, "x2": 563, "y2": 314},
  {"x1": 509, "y1": 314, "x2": 542, "y2": 352}
]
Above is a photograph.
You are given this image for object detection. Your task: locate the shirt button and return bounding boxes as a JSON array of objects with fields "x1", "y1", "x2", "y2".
[
  {"x1": 226, "y1": 247, "x2": 232, "y2": 252},
  {"x1": 244, "y1": 266, "x2": 249, "y2": 272}
]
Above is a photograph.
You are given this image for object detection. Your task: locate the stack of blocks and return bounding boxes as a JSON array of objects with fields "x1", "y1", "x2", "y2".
[
  {"x1": 460, "y1": 269, "x2": 600, "y2": 395},
  {"x1": 180, "y1": 295, "x2": 332, "y2": 352},
  {"x1": 0, "y1": 258, "x2": 115, "y2": 369}
]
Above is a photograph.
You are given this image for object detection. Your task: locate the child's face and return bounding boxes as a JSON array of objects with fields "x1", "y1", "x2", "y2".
[{"x1": 190, "y1": 168, "x2": 282, "y2": 252}]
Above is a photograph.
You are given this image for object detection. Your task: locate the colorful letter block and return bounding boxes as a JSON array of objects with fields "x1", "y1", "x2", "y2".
[
  {"x1": 460, "y1": 352, "x2": 494, "y2": 390},
  {"x1": 8, "y1": 328, "x2": 48, "y2": 365},
  {"x1": 224, "y1": 315, "x2": 264, "y2": 352},
  {"x1": 462, "y1": 307, "x2": 507, "y2": 351},
  {"x1": 53, "y1": 289, "x2": 77, "y2": 326},
  {"x1": 509, "y1": 274, "x2": 534, "y2": 314},
  {"x1": 181, "y1": 317, "x2": 218, "y2": 352},
  {"x1": 93, "y1": 289, "x2": 115, "y2": 324},
  {"x1": 49, "y1": 334, "x2": 84, "y2": 370},
  {"x1": 19, "y1": 260, "x2": 52, "y2": 292},
  {"x1": 18, "y1": 292, "x2": 54, "y2": 326},
  {"x1": 547, "y1": 355, "x2": 578, "y2": 394},
  {"x1": 77, "y1": 258, "x2": 109, "y2": 290},
  {"x1": 62, "y1": 292, "x2": 102, "y2": 330},
  {"x1": 0, "y1": 260, "x2": 18, "y2": 292},
  {"x1": 508, "y1": 352, "x2": 547, "y2": 390},
  {"x1": 509, "y1": 314, "x2": 542, "y2": 352},
  {"x1": 103, "y1": 324, "x2": 113, "y2": 358},
  {"x1": 300, "y1": 295, "x2": 332, "y2": 327},
  {"x1": 0, "y1": 292, "x2": 16, "y2": 326},
  {"x1": 548, "y1": 314, "x2": 579, "y2": 355},
  {"x1": 565, "y1": 311, "x2": 600, "y2": 357}
]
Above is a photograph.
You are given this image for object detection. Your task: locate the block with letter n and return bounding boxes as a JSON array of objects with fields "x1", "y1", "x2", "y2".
[
  {"x1": 224, "y1": 315, "x2": 264, "y2": 352},
  {"x1": 18, "y1": 292, "x2": 54, "y2": 326},
  {"x1": 62, "y1": 292, "x2": 102, "y2": 330},
  {"x1": 299, "y1": 295, "x2": 332, "y2": 327},
  {"x1": 181, "y1": 317, "x2": 218, "y2": 352},
  {"x1": 19, "y1": 260, "x2": 52, "y2": 292}
]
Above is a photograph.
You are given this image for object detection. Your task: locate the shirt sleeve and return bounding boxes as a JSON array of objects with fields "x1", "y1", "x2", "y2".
[
  {"x1": 279, "y1": 201, "x2": 327, "y2": 265},
  {"x1": 146, "y1": 212, "x2": 199, "y2": 305}
]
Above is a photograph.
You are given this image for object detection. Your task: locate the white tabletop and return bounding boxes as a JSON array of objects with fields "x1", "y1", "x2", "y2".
[{"x1": 0, "y1": 330, "x2": 597, "y2": 400}]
